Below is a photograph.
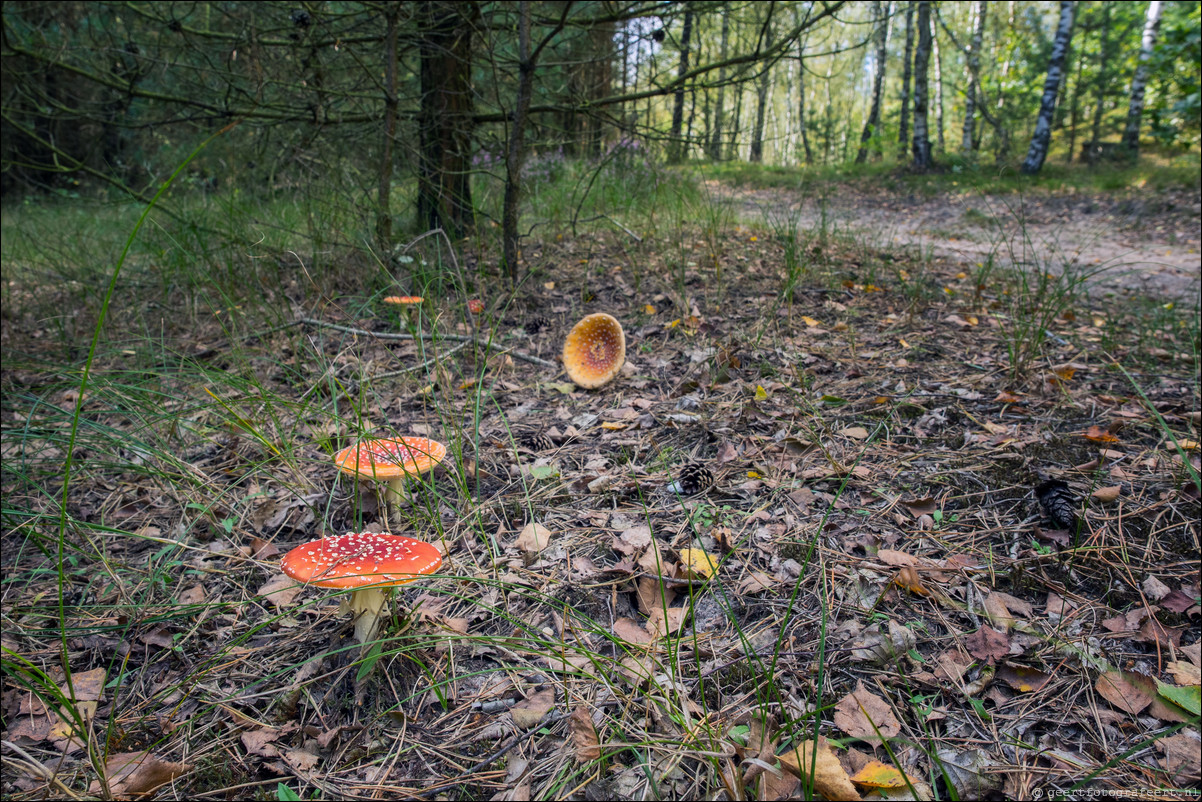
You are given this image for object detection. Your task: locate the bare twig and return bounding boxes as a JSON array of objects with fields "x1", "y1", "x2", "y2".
[{"x1": 297, "y1": 318, "x2": 557, "y2": 369}]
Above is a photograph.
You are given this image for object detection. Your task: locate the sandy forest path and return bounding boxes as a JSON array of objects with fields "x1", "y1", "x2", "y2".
[{"x1": 720, "y1": 180, "x2": 1201, "y2": 302}]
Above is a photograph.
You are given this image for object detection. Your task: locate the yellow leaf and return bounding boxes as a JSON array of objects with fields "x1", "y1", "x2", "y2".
[
  {"x1": 851, "y1": 759, "x2": 914, "y2": 789},
  {"x1": 746, "y1": 470, "x2": 761, "y2": 479},
  {"x1": 955, "y1": 271, "x2": 968, "y2": 279},
  {"x1": 677, "y1": 548, "x2": 719, "y2": 581},
  {"x1": 754, "y1": 385, "x2": 769, "y2": 401},
  {"x1": 899, "y1": 338, "x2": 911, "y2": 348},
  {"x1": 966, "y1": 315, "x2": 979, "y2": 325},
  {"x1": 667, "y1": 318, "x2": 680, "y2": 329},
  {"x1": 601, "y1": 421, "x2": 627, "y2": 430},
  {"x1": 543, "y1": 281, "x2": 555, "y2": 290},
  {"x1": 802, "y1": 316, "x2": 821, "y2": 327},
  {"x1": 644, "y1": 304, "x2": 657, "y2": 314}
]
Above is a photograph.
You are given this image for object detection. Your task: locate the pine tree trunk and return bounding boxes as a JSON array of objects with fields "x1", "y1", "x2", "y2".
[
  {"x1": 708, "y1": 5, "x2": 730, "y2": 161},
  {"x1": 1121, "y1": 0, "x2": 1163, "y2": 157},
  {"x1": 502, "y1": 0, "x2": 532, "y2": 282},
  {"x1": 960, "y1": 0, "x2": 986, "y2": 157},
  {"x1": 417, "y1": 1, "x2": 476, "y2": 236},
  {"x1": 897, "y1": 1, "x2": 915, "y2": 160},
  {"x1": 856, "y1": 0, "x2": 889, "y2": 164},
  {"x1": 1021, "y1": 1, "x2": 1076, "y2": 175},
  {"x1": 669, "y1": 4, "x2": 694, "y2": 164},
  {"x1": 911, "y1": 1, "x2": 932, "y2": 169},
  {"x1": 376, "y1": 3, "x2": 399, "y2": 249}
]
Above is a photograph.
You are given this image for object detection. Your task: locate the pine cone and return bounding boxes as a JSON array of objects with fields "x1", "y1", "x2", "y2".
[
  {"x1": 519, "y1": 432, "x2": 555, "y2": 452},
  {"x1": 1036, "y1": 479, "x2": 1077, "y2": 530},
  {"x1": 524, "y1": 315, "x2": 550, "y2": 335},
  {"x1": 667, "y1": 462, "x2": 714, "y2": 496}
]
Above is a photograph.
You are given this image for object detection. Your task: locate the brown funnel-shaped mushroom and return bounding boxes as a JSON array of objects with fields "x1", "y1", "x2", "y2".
[{"x1": 562, "y1": 313, "x2": 625, "y2": 389}]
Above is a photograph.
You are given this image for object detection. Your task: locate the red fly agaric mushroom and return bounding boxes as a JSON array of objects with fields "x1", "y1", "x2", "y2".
[
  {"x1": 467, "y1": 298, "x2": 484, "y2": 315},
  {"x1": 334, "y1": 437, "x2": 447, "y2": 506},
  {"x1": 281, "y1": 532, "x2": 442, "y2": 643},
  {"x1": 562, "y1": 313, "x2": 626, "y2": 389}
]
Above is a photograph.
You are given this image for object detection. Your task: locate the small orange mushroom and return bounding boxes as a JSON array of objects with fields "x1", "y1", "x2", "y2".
[
  {"x1": 334, "y1": 437, "x2": 447, "y2": 506},
  {"x1": 562, "y1": 313, "x2": 625, "y2": 389},
  {"x1": 383, "y1": 295, "x2": 424, "y2": 306},
  {"x1": 281, "y1": 532, "x2": 442, "y2": 643}
]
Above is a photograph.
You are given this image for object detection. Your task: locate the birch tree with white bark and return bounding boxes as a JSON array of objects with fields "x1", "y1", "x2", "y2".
[
  {"x1": 1121, "y1": 0, "x2": 1164, "y2": 157},
  {"x1": 1020, "y1": 1, "x2": 1076, "y2": 175}
]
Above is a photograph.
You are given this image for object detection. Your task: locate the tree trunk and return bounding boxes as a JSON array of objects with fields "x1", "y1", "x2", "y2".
[
  {"x1": 932, "y1": 14, "x2": 944, "y2": 153},
  {"x1": 855, "y1": 1, "x2": 889, "y2": 164},
  {"x1": 897, "y1": 1, "x2": 915, "y2": 160},
  {"x1": 1089, "y1": 3, "x2": 1113, "y2": 147},
  {"x1": 708, "y1": 5, "x2": 730, "y2": 160},
  {"x1": 584, "y1": 17, "x2": 615, "y2": 157},
  {"x1": 1121, "y1": 0, "x2": 1163, "y2": 157},
  {"x1": 417, "y1": 1, "x2": 476, "y2": 236},
  {"x1": 960, "y1": 1, "x2": 986, "y2": 157},
  {"x1": 749, "y1": 18, "x2": 773, "y2": 164},
  {"x1": 911, "y1": 1, "x2": 932, "y2": 170},
  {"x1": 376, "y1": 3, "x2": 399, "y2": 249},
  {"x1": 1021, "y1": 1, "x2": 1076, "y2": 175},
  {"x1": 728, "y1": 81, "x2": 743, "y2": 161},
  {"x1": 669, "y1": 4, "x2": 694, "y2": 163},
  {"x1": 1065, "y1": 46, "x2": 1084, "y2": 162},
  {"x1": 502, "y1": 1, "x2": 533, "y2": 282},
  {"x1": 798, "y1": 35, "x2": 813, "y2": 165}
]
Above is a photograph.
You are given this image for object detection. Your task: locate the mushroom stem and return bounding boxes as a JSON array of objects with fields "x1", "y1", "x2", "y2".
[
  {"x1": 339, "y1": 587, "x2": 392, "y2": 644},
  {"x1": 386, "y1": 477, "x2": 409, "y2": 506}
]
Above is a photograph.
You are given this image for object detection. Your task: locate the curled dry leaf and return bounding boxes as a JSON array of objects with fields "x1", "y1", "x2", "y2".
[
  {"x1": 996, "y1": 664, "x2": 1052, "y2": 693},
  {"x1": 1096, "y1": 671, "x2": 1152, "y2": 716},
  {"x1": 88, "y1": 751, "x2": 191, "y2": 799},
  {"x1": 777, "y1": 737, "x2": 861, "y2": 801},
  {"x1": 510, "y1": 687, "x2": 555, "y2": 729},
  {"x1": 612, "y1": 617, "x2": 653, "y2": 645},
  {"x1": 635, "y1": 576, "x2": 675, "y2": 615},
  {"x1": 645, "y1": 606, "x2": 688, "y2": 638},
  {"x1": 568, "y1": 707, "x2": 601, "y2": 763},
  {"x1": 1091, "y1": 485, "x2": 1122, "y2": 503},
  {"x1": 833, "y1": 683, "x2": 902, "y2": 744},
  {"x1": 514, "y1": 522, "x2": 552, "y2": 553}
]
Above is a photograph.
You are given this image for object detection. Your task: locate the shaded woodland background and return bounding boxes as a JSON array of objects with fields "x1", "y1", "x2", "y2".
[{"x1": 3, "y1": 0, "x2": 1199, "y2": 270}]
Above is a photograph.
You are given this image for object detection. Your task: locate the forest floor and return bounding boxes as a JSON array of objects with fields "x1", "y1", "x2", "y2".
[
  {"x1": 719, "y1": 177, "x2": 1202, "y2": 301},
  {"x1": 1, "y1": 174, "x2": 1200, "y2": 800}
]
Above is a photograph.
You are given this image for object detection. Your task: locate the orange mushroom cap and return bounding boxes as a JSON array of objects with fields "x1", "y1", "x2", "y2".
[
  {"x1": 562, "y1": 313, "x2": 626, "y2": 389},
  {"x1": 281, "y1": 532, "x2": 442, "y2": 589},
  {"x1": 383, "y1": 295, "x2": 424, "y2": 305},
  {"x1": 334, "y1": 437, "x2": 447, "y2": 481}
]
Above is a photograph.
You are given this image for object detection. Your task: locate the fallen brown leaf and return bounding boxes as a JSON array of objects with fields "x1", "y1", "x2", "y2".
[
  {"x1": 568, "y1": 707, "x2": 601, "y2": 762},
  {"x1": 778, "y1": 737, "x2": 861, "y2": 801},
  {"x1": 833, "y1": 682, "x2": 902, "y2": 744}
]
